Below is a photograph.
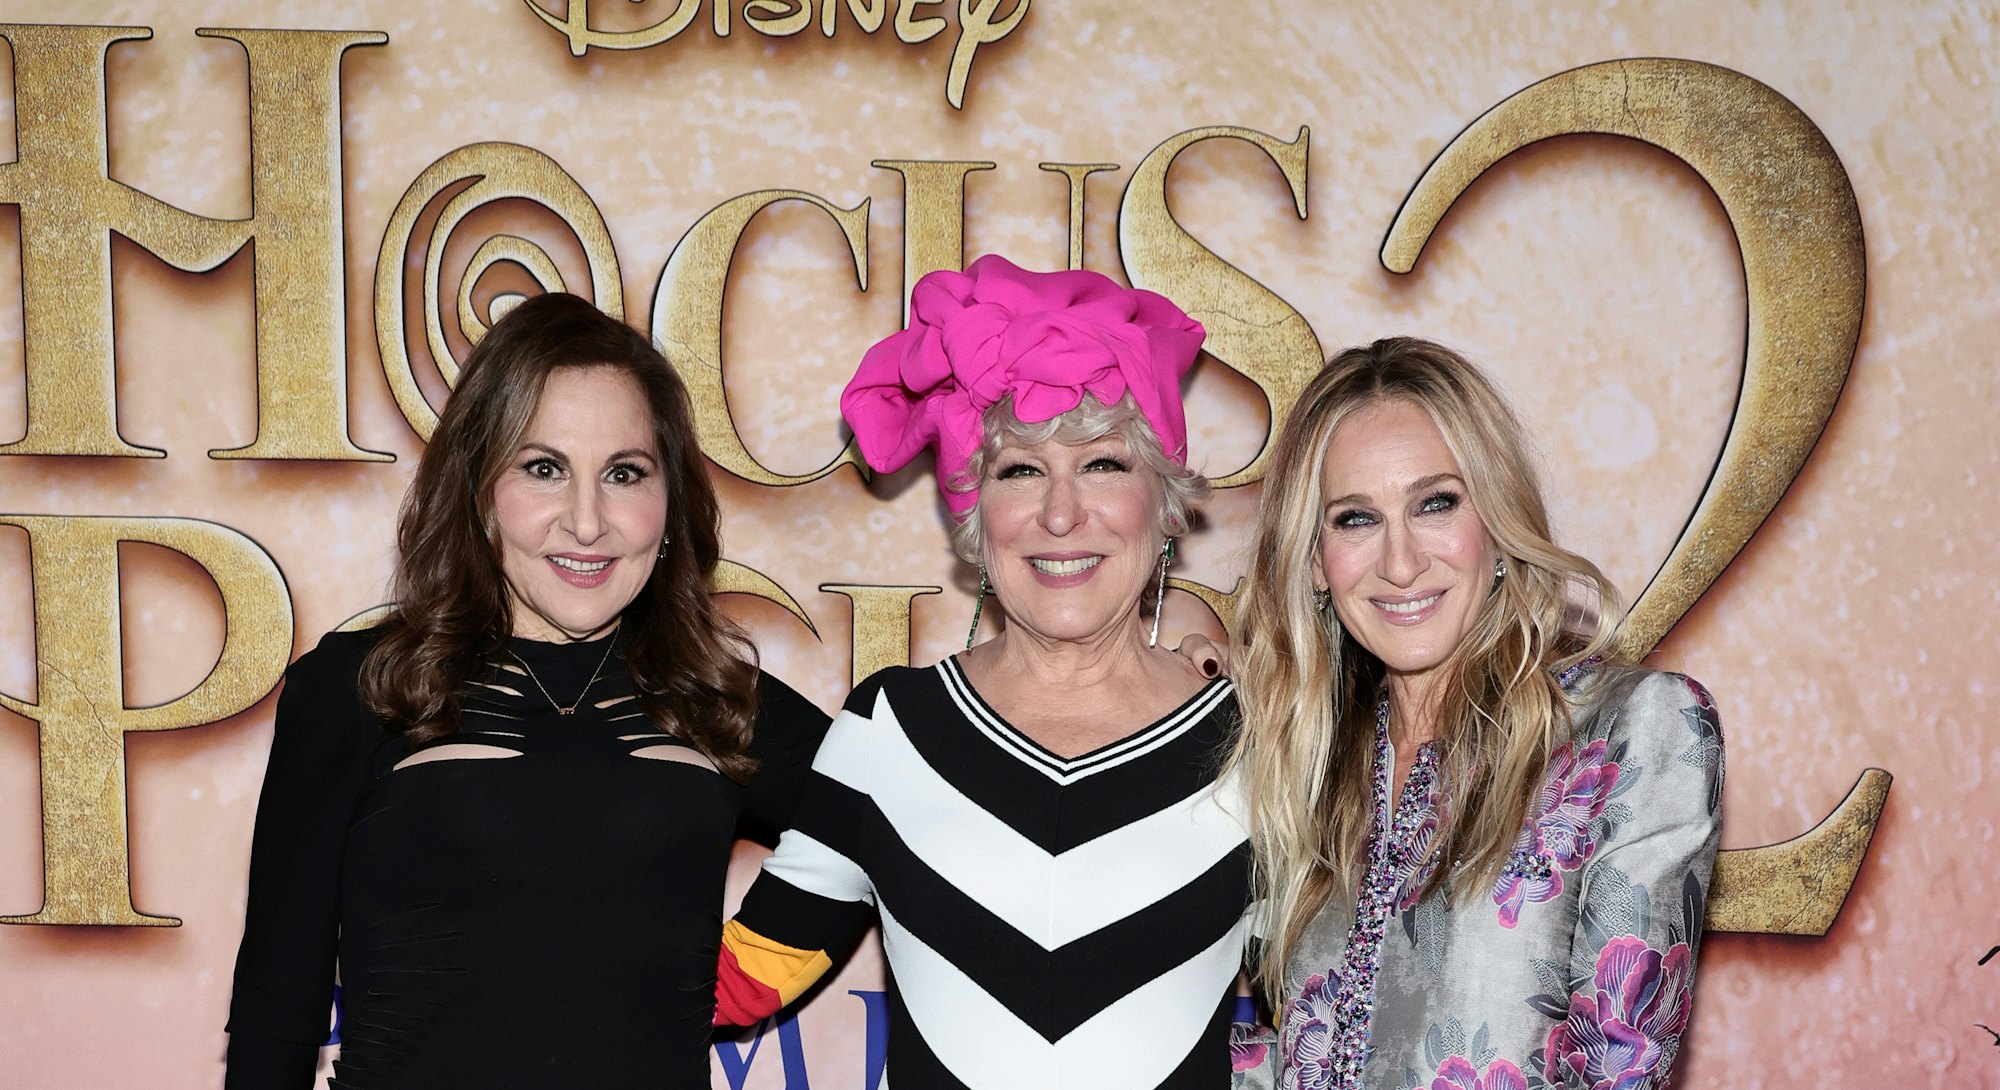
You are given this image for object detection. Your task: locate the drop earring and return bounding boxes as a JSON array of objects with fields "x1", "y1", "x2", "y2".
[
  {"x1": 965, "y1": 566, "x2": 989, "y2": 650},
  {"x1": 1149, "y1": 538, "x2": 1175, "y2": 648},
  {"x1": 1312, "y1": 587, "x2": 1331, "y2": 612},
  {"x1": 1493, "y1": 556, "x2": 1508, "y2": 582},
  {"x1": 658, "y1": 534, "x2": 671, "y2": 559}
]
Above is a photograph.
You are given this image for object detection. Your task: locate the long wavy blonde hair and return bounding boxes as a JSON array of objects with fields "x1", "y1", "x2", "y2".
[{"x1": 1226, "y1": 338, "x2": 1625, "y2": 1004}]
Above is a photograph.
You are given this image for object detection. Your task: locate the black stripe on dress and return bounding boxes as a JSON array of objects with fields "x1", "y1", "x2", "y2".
[
  {"x1": 897, "y1": 668, "x2": 1237, "y2": 852},
  {"x1": 783, "y1": 776, "x2": 1249, "y2": 1042}
]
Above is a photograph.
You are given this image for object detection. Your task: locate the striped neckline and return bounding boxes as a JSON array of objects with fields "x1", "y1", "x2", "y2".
[{"x1": 935, "y1": 657, "x2": 1233, "y2": 785}]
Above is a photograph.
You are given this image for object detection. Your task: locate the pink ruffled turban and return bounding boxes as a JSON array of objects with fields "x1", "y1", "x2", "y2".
[{"x1": 840, "y1": 255, "x2": 1206, "y2": 516}]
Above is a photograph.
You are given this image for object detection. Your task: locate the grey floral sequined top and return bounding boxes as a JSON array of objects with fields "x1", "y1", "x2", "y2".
[{"x1": 1231, "y1": 665, "x2": 1724, "y2": 1090}]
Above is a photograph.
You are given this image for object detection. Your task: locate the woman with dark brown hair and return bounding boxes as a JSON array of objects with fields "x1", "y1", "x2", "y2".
[{"x1": 223, "y1": 293, "x2": 828, "y2": 1090}]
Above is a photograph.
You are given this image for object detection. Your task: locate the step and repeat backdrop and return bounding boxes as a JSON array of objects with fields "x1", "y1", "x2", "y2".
[{"x1": 0, "y1": 1, "x2": 1995, "y2": 1087}]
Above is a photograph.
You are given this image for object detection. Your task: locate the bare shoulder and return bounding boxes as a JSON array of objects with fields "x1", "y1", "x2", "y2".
[
  {"x1": 1146, "y1": 644, "x2": 1211, "y2": 696},
  {"x1": 1102, "y1": 646, "x2": 1209, "y2": 727}
]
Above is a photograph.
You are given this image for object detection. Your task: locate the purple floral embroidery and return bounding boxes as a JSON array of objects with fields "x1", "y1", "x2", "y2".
[
  {"x1": 1543, "y1": 936, "x2": 1693, "y2": 1090},
  {"x1": 1232, "y1": 1020, "x2": 1275, "y2": 1074},
  {"x1": 1282, "y1": 973, "x2": 1337, "y2": 1088},
  {"x1": 1676, "y1": 675, "x2": 1725, "y2": 816},
  {"x1": 1492, "y1": 738, "x2": 1620, "y2": 928},
  {"x1": 1679, "y1": 676, "x2": 1720, "y2": 741},
  {"x1": 1280, "y1": 701, "x2": 1441, "y2": 1090},
  {"x1": 1417, "y1": 1056, "x2": 1527, "y2": 1090},
  {"x1": 1393, "y1": 792, "x2": 1445, "y2": 913}
]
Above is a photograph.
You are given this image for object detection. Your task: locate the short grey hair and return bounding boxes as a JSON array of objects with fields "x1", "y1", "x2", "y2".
[{"x1": 948, "y1": 395, "x2": 1210, "y2": 565}]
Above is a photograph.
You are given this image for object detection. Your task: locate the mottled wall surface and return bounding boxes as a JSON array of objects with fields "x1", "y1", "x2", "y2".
[{"x1": 0, "y1": 1, "x2": 1994, "y2": 1087}]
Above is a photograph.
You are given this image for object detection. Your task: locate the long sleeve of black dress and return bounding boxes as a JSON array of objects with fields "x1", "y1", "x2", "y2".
[
  {"x1": 224, "y1": 629, "x2": 830, "y2": 1090},
  {"x1": 226, "y1": 632, "x2": 387, "y2": 1088}
]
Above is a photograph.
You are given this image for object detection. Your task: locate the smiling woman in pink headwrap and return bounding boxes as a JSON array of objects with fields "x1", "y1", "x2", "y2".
[{"x1": 715, "y1": 256, "x2": 1254, "y2": 1089}]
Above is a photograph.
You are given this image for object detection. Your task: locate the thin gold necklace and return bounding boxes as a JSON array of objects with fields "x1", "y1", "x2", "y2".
[{"x1": 508, "y1": 634, "x2": 618, "y2": 715}]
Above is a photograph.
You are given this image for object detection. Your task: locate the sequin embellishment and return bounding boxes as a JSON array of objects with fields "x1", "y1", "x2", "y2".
[{"x1": 1279, "y1": 699, "x2": 1442, "y2": 1090}]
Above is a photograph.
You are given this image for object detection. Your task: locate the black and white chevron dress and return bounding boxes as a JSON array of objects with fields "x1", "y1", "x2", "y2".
[{"x1": 723, "y1": 660, "x2": 1253, "y2": 1089}]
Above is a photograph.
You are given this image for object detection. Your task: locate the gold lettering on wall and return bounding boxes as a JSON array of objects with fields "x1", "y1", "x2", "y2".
[
  {"x1": 871, "y1": 159, "x2": 994, "y2": 318},
  {"x1": 527, "y1": 0, "x2": 702, "y2": 53},
  {"x1": 1166, "y1": 576, "x2": 1244, "y2": 637},
  {"x1": 1118, "y1": 126, "x2": 1319, "y2": 488},
  {"x1": 0, "y1": 35, "x2": 1887, "y2": 942},
  {"x1": 1380, "y1": 58, "x2": 1877, "y2": 936},
  {"x1": 0, "y1": 516, "x2": 292, "y2": 926},
  {"x1": 0, "y1": 24, "x2": 387, "y2": 460},
  {"x1": 652, "y1": 190, "x2": 871, "y2": 486},
  {"x1": 715, "y1": 561, "x2": 820, "y2": 635},
  {"x1": 520, "y1": 0, "x2": 1027, "y2": 109},
  {"x1": 745, "y1": 1, "x2": 813, "y2": 37},
  {"x1": 821, "y1": 584, "x2": 941, "y2": 688},
  {"x1": 1038, "y1": 162, "x2": 1119, "y2": 271},
  {"x1": 373, "y1": 142, "x2": 625, "y2": 439},
  {"x1": 946, "y1": 0, "x2": 1029, "y2": 110},
  {"x1": 894, "y1": 0, "x2": 946, "y2": 42},
  {"x1": 824, "y1": 0, "x2": 888, "y2": 36}
]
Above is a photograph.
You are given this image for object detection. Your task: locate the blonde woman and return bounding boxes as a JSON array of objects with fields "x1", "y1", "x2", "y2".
[{"x1": 1227, "y1": 339, "x2": 1723, "y2": 1090}]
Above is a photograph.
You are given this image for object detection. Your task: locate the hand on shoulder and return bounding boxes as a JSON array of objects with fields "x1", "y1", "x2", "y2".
[{"x1": 1170, "y1": 631, "x2": 1227, "y2": 680}]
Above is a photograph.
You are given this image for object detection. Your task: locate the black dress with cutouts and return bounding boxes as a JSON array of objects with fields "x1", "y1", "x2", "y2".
[{"x1": 224, "y1": 628, "x2": 828, "y2": 1090}]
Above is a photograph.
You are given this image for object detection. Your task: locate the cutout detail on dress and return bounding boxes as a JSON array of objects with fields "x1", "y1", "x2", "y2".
[
  {"x1": 393, "y1": 743, "x2": 522, "y2": 771},
  {"x1": 630, "y1": 744, "x2": 717, "y2": 772}
]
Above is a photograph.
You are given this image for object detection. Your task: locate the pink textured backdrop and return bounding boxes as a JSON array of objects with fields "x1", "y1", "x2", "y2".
[{"x1": 1, "y1": 1, "x2": 1996, "y2": 1087}]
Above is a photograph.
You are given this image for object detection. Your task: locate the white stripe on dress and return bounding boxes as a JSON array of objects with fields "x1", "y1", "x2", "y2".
[{"x1": 877, "y1": 899, "x2": 1251, "y2": 1090}]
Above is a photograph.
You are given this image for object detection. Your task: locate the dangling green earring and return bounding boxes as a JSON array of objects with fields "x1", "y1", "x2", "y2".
[{"x1": 965, "y1": 566, "x2": 989, "y2": 650}]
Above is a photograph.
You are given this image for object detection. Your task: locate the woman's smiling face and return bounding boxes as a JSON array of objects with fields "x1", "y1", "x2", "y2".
[
  {"x1": 1312, "y1": 399, "x2": 1498, "y2": 698},
  {"x1": 977, "y1": 430, "x2": 1165, "y2": 648},
  {"x1": 490, "y1": 365, "x2": 668, "y2": 642}
]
